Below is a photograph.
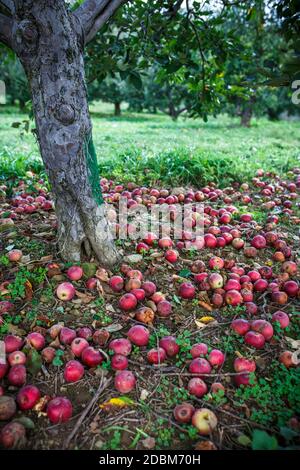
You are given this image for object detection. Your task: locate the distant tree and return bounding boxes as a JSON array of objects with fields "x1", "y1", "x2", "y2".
[
  {"x1": 89, "y1": 77, "x2": 127, "y2": 115},
  {"x1": 0, "y1": 56, "x2": 30, "y2": 109}
]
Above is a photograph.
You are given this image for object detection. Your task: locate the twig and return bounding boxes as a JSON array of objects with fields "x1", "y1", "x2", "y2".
[{"x1": 63, "y1": 375, "x2": 112, "y2": 449}]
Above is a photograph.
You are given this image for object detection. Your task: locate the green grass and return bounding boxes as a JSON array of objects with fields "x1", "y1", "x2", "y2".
[{"x1": 0, "y1": 102, "x2": 299, "y2": 186}]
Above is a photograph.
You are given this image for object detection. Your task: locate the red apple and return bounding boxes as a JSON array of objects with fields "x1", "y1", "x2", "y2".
[
  {"x1": 209, "y1": 273, "x2": 224, "y2": 289},
  {"x1": 253, "y1": 279, "x2": 268, "y2": 292},
  {"x1": 189, "y1": 358, "x2": 212, "y2": 378},
  {"x1": 71, "y1": 337, "x2": 89, "y2": 357},
  {"x1": 190, "y1": 343, "x2": 208, "y2": 358},
  {"x1": 109, "y1": 275, "x2": 124, "y2": 292},
  {"x1": 157, "y1": 300, "x2": 172, "y2": 317},
  {"x1": 147, "y1": 347, "x2": 167, "y2": 364},
  {"x1": 60, "y1": 327, "x2": 76, "y2": 345},
  {"x1": 131, "y1": 288, "x2": 146, "y2": 301},
  {"x1": 279, "y1": 351, "x2": 296, "y2": 368},
  {"x1": 209, "y1": 256, "x2": 224, "y2": 270},
  {"x1": 233, "y1": 357, "x2": 256, "y2": 373},
  {"x1": 81, "y1": 347, "x2": 103, "y2": 367},
  {"x1": 0, "y1": 395, "x2": 16, "y2": 420},
  {"x1": 86, "y1": 278, "x2": 97, "y2": 290},
  {"x1": 234, "y1": 373, "x2": 254, "y2": 387},
  {"x1": 282, "y1": 261, "x2": 297, "y2": 276},
  {"x1": 165, "y1": 249, "x2": 178, "y2": 263},
  {"x1": 8, "y1": 249, "x2": 23, "y2": 262},
  {"x1": 127, "y1": 269, "x2": 143, "y2": 281},
  {"x1": 64, "y1": 360, "x2": 84, "y2": 383},
  {"x1": 8, "y1": 351, "x2": 26, "y2": 366},
  {"x1": 204, "y1": 234, "x2": 217, "y2": 248},
  {"x1": 159, "y1": 336, "x2": 180, "y2": 357},
  {"x1": 284, "y1": 280, "x2": 299, "y2": 297},
  {"x1": 127, "y1": 325, "x2": 149, "y2": 346},
  {"x1": 178, "y1": 282, "x2": 196, "y2": 299},
  {"x1": 0, "y1": 421, "x2": 26, "y2": 449},
  {"x1": 244, "y1": 246, "x2": 258, "y2": 258},
  {"x1": 56, "y1": 282, "x2": 76, "y2": 301},
  {"x1": 272, "y1": 311, "x2": 290, "y2": 328},
  {"x1": 67, "y1": 266, "x2": 83, "y2": 281},
  {"x1": 211, "y1": 382, "x2": 225, "y2": 394},
  {"x1": 244, "y1": 331, "x2": 265, "y2": 349},
  {"x1": 111, "y1": 354, "x2": 128, "y2": 371},
  {"x1": 114, "y1": 370, "x2": 136, "y2": 393},
  {"x1": 224, "y1": 279, "x2": 241, "y2": 291},
  {"x1": 208, "y1": 349, "x2": 225, "y2": 367},
  {"x1": 125, "y1": 278, "x2": 141, "y2": 292},
  {"x1": 158, "y1": 237, "x2": 173, "y2": 249},
  {"x1": 225, "y1": 289, "x2": 243, "y2": 306},
  {"x1": 251, "y1": 235, "x2": 266, "y2": 249},
  {"x1": 7, "y1": 364, "x2": 26, "y2": 387},
  {"x1": 232, "y1": 238, "x2": 244, "y2": 249},
  {"x1": 26, "y1": 332, "x2": 45, "y2": 350},
  {"x1": 173, "y1": 402, "x2": 195, "y2": 423},
  {"x1": 251, "y1": 319, "x2": 273, "y2": 341},
  {"x1": 109, "y1": 338, "x2": 132, "y2": 356},
  {"x1": 76, "y1": 327, "x2": 93, "y2": 340},
  {"x1": 244, "y1": 302, "x2": 258, "y2": 315},
  {"x1": 4, "y1": 335, "x2": 23, "y2": 353},
  {"x1": 151, "y1": 291, "x2": 166, "y2": 304},
  {"x1": 231, "y1": 319, "x2": 250, "y2": 336},
  {"x1": 211, "y1": 292, "x2": 224, "y2": 307},
  {"x1": 141, "y1": 281, "x2": 156, "y2": 297},
  {"x1": 119, "y1": 293, "x2": 138, "y2": 311},
  {"x1": 272, "y1": 291, "x2": 288, "y2": 305},
  {"x1": 47, "y1": 397, "x2": 73, "y2": 424},
  {"x1": 41, "y1": 347, "x2": 56, "y2": 364},
  {"x1": 16, "y1": 385, "x2": 41, "y2": 410},
  {"x1": 188, "y1": 378, "x2": 207, "y2": 398}
]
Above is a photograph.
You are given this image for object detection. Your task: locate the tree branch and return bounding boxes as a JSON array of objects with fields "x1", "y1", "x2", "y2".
[
  {"x1": 74, "y1": 0, "x2": 127, "y2": 45},
  {"x1": 0, "y1": 13, "x2": 13, "y2": 48}
]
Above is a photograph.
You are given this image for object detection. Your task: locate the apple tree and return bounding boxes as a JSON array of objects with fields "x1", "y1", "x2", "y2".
[{"x1": 0, "y1": 0, "x2": 284, "y2": 266}]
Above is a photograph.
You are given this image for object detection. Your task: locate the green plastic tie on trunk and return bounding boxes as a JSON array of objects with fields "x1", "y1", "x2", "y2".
[{"x1": 84, "y1": 132, "x2": 104, "y2": 205}]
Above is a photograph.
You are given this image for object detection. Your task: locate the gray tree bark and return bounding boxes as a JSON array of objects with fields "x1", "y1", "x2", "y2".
[{"x1": 8, "y1": 0, "x2": 121, "y2": 266}]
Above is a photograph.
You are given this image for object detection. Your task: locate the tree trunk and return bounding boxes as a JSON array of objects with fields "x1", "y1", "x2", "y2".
[
  {"x1": 19, "y1": 99, "x2": 25, "y2": 111},
  {"x1": 168, "y1": 102, "x2": 178, "y2": 121},
  {"x1": 12, "y1": 0, "x2": 119, "y2": 266},
  {"x1": 114, "y1": 102, "x2": 121, "y2": 116},
  {"x1": 240, "y1": 108, "x2": 252, "y2": 127}
]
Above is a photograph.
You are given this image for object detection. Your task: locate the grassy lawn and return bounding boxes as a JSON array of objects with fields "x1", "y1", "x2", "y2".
[{"x1": 0, "y1": 103, "x2": 299, "y2": 185}]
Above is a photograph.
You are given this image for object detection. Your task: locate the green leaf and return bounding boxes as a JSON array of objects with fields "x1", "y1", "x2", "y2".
[
  {"x1": 27, "y1": 349, "x2": 42, "y2": 376},
  {"x1": 237, "y1": 434, "x2": 251, "y2": 447},
  {"x1": 252, "y1": 430, "x2": 278, "y2": 450},
  {"x1": 128, "y1": 72, "x2": 143, "y2": 90},
  {"x1": 279, "y1": 427, "x2": 299, "y2": 442},
  {"x1": 172, "y1": 294, "x2": 181, "y2": 304},
  {"x1": 13, "y1": 416, "x2": 35, "y2": 429},
  {"x1": 178, "y1": 269, "x2": 191, "y2": 278},
  {"x1": 82, "y1": 262, "x2": 97, "y2": 279}
]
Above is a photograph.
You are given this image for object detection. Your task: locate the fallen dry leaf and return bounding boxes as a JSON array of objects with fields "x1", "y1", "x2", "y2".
[
  {"x1": 96, "y1": 268, "x2": 109, "y2": 282},
  {"x1": 194, "y1": 441, "x2": 217, "y2": 451},
  {"x1": 141, "y1": 437, "x2": 156, "y2": 450},
  {"x1": 198, "y1": 300, "x2": 213, "y2": 312},
  {"x1": 198, "y1": 315, "x2": 215, "y2": 324},
  {"x1": 24, "y1": 280, "x2": 33, "y2": 301},
  {"x1": 99, "y1": 397, "x2": 134, "y2": 410},
  {"x1": 74, "y1": 290, "x2": 95, "y2": 304}
]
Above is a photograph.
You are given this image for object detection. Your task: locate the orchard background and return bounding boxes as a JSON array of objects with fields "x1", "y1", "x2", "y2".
[{"x1": 0, "y1": 0, "x2": 299, "y2": 451}]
